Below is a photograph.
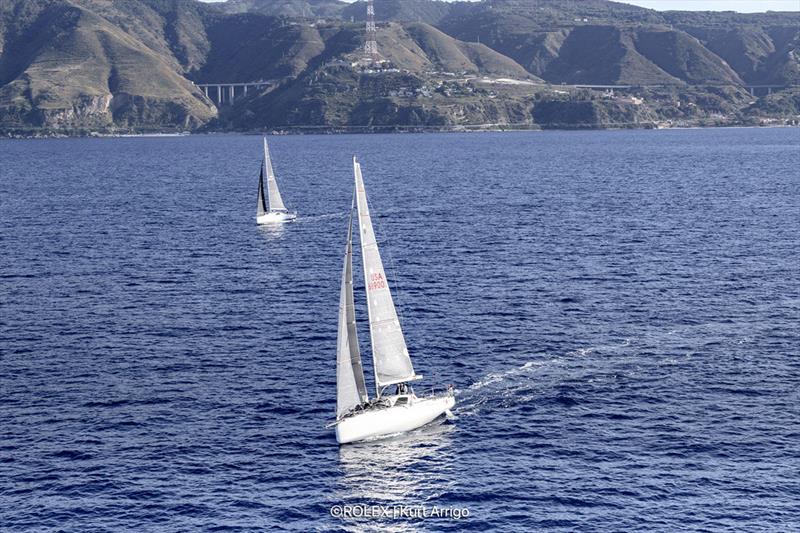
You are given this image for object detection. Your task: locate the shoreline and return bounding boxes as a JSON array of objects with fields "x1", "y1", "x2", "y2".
[{"x1": 1, "y1": 120, "x2": 797, "y2": 140}]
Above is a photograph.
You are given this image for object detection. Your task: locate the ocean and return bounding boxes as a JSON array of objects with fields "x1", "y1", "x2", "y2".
[{"x1": 1, "y1": 128, "x2": 798, "y2": 531}]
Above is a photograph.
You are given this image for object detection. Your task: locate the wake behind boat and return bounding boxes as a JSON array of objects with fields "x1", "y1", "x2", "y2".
[
  {"x1": 331, "y1": 157, "x2": 455, "y2": 444},
  {"x1": 256, "y1": 137, "x2": 297, "y2": 224}
]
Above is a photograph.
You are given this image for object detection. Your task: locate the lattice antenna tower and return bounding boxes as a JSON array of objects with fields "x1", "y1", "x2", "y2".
[{"x1": 364, "y1": 0, "x2": 379, "y2": 62}]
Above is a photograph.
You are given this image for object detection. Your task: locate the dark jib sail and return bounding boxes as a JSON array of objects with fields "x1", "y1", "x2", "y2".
[{"x1": 257, "y1": 164, "x2": 267, "y2": 217}]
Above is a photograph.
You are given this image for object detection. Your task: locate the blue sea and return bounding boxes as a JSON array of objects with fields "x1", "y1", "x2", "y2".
[{"x1": 1, "y1": 128, "x2": 798, "y2": 531}]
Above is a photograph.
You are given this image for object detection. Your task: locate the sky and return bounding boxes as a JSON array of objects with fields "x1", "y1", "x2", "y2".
[
  {"x1": 199, "y1": 0, "x2": 800, "y2": 10},
  {"x1": 622, "y1": 0, "x2": 798, "y2": 11}
]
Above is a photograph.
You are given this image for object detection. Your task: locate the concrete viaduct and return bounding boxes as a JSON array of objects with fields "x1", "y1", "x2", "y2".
[{"x1": 195, "y1": 81, "x2": 273, "y2": 106}]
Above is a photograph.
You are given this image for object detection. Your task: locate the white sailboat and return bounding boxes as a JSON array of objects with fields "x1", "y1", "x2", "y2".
[
  {"x1": 331, "y1": 156, "x2": 455, "y2": 444},
  {"x1": 256, "y1": 137, "x2": 297, "y2": 224}
]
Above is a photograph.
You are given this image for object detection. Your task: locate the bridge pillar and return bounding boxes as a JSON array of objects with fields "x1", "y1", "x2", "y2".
[
  {"x1": 217, "y1": 85, "x2": 222, "y2": 103},
  {"x1": 229, "y1": 85, "x2": 234, "y2": 104},
  {"x1": 244, "y1": 85, "x2": 248, "y2": 96},
  {"x1": 750, "y1": 87, "x2": 755, "y2": 96},
  {"x1": 768, "y1": 87, "x2": 772, "y2": 95},
  {"x1": 202, "y1": 86, "x2": 208, "y2": 98}
]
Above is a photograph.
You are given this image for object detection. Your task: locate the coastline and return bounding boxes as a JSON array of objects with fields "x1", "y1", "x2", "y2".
[{"x1": 2, "y1": 118, "x2": 798, "y2": 140}]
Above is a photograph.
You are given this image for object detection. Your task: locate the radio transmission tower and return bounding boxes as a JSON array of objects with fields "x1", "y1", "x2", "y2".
[{"x1": 364, "y1": 0, "x2": 379, "y2": 62}]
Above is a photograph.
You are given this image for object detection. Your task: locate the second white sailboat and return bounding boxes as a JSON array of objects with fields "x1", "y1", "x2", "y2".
[{"x1": 256, "y1": 137, "x2": 297, "y2": 224}]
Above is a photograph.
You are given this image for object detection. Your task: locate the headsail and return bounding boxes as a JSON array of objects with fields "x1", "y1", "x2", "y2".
[
  {"x1": 336, "y1": 201, "x2": 369, "y2": 418},
  {"x1": 353, "y1": 157, "x2": 418, "y2": 395},
  {"x1": 256, "y1": 165, "x2": 267, "y2": 217},
  {"x1": 264, "y1": 138, "x2": 287, "y2": 212}
]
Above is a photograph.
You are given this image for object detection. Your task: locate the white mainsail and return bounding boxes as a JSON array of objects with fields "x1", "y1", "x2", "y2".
[
  {"x1": 336, "y1": 203, "x2": 369, "y2": 418},
  {"x1": 353, "y1": 157, "x2": 418, "y2": 394},
  {"x1": 264, "y1": 137, "x2": 287, "y2": 212}
]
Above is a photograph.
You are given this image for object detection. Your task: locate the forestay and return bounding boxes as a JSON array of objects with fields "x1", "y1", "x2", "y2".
[
  {"x1": 353, "y1": 157, "x2": 418, "y2": 393},
  {"x1": 264, "y1": 138, "x2": 287, "y2": 212},
  {"x1": 336, "y1": 205, "x2": 369, "y2": 418}
]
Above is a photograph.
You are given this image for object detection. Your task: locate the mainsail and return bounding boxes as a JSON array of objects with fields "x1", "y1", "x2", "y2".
[
  {"x1": 336, "y1": 203, "x2": 369, "y2": 418},
  {"x1": 256, "y1": 165, "x2": 267, "y2": 217},
  {"x1": 353, "y1": 157, "x2": 418, "y2": 394},
  {"x1": 264, "y1": 138, "x2": 287, "y2": 212}
]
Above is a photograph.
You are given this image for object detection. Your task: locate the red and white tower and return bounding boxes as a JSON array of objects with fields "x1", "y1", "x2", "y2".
[{"x1": 364, "y1": 0, "x2": 379, "y2": 62}]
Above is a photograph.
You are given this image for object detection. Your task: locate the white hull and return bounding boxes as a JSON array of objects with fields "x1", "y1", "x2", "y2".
[
  {"x1": 257, "y1": 211, "x2": 297, "y2": 224},
  {"x1": 336, "y1": 394, "x2": 455, "y2": 444}
]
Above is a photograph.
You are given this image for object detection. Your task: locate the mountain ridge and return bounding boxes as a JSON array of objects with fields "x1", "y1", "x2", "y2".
[{"x1": 1, "y1": 0, "x2": 798, "y2": 134}]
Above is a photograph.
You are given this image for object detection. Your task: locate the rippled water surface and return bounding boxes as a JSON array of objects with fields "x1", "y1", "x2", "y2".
[{"x1": 1, "y1": 129, "x2": 799, "y2": 531}]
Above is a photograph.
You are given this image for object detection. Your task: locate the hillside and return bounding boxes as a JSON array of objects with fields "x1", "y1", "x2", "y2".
[
  {"x1": 190, "y1": 14, "x2": 329, "y2": 82},
  {"x1": 221, "y1": 0, "x2": 345, "y2": 18},
  {"x1": 674, "y1": 25, "x2": 800, "y2": 86},
  {"x1": 342, "y1": 0, "x2": 452, "y2": 25},
  {"x1": 378, "y1": 22, "x2": 534, "y2": 78},
  {"x1": 0, "y1": 0, "x2": 217, "y2": 130},
  {"x1": 435, "y1": 0, "x2": 798, "y2": 86},
  {"x1": 1, "y1": 0, "x2": 798, "y2": 135}
]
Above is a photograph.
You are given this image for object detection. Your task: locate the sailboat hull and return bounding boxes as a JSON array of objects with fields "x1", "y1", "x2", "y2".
[
  {"x1": 257, "y1": 211, "x2": 297, "y2": 224},
  {"x1": 336, "y1": 394, "x2": 455, "y2": 444}
]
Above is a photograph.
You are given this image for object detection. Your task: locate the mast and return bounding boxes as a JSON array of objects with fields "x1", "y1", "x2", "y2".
[
  {"x1": 336, "y1": 198, "x2": 369, "y2": 418},
  {"x1": 353, "y1": 156, "x2": 418, "y2": 397},
  {"x1": 264, "y1": 137, "x2": 287, "y2": 212}
]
